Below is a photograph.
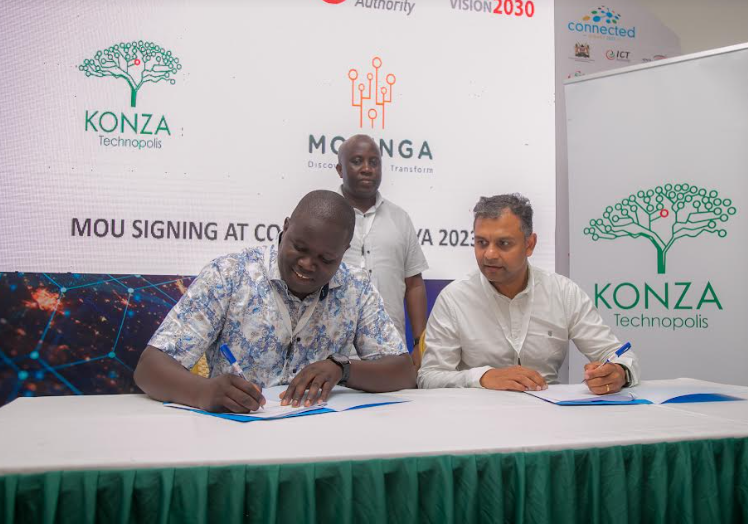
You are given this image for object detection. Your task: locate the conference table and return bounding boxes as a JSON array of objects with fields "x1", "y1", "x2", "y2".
[{"x1": 1, "y1": 379, "x2": 747, "y2": 524}]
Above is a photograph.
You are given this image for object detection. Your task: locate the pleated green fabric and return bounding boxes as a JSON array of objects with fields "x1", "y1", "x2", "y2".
[{"x1": 2, "y1": 438, "x2": 747, "y2": 524}]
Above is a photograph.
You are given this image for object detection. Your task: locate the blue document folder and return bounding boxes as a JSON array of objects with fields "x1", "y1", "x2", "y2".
[
  {"x1": 164, "y1": 385, "x2": 407, "y2": 422},
  {"x1": 526, "y1": 379, "x2": 745, "y2": 406}
]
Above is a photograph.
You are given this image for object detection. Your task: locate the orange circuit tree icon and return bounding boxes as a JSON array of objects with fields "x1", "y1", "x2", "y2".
[{"x1": 348, "y1": 57, "x2": 396, "y2": 129}]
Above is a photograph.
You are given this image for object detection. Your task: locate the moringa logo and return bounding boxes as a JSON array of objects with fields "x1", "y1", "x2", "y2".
[
  {"x1": 348, "y1": 57, "x2": 396, "y2": 129},
  {"x1": 79, "y1": 41, "x2": 182, "y2": 107},
  {"x1": 584, "y1": 183, "x2": 737, "y2": 274}
]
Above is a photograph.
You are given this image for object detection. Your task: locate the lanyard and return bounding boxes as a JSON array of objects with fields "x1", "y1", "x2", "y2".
[
  {"x1": 265, "y1": 248, "x2": 321, "y2": 342},
  {"x1": 358, "y1": 208, "x2": 378, "y2": 268},
  {"x1": 269, "y1": 284, "x2": 320, "y2": 340}
]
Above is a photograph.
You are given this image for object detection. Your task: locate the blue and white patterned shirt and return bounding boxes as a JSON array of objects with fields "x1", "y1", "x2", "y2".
[{"x1": 148, "y1": 245, "x2": 407, "y2": 387}]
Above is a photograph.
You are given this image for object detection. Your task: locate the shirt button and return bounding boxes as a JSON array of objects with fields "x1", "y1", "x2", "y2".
[{"x1": 296, "y1": 337, "x2": 301, "y2": 342}]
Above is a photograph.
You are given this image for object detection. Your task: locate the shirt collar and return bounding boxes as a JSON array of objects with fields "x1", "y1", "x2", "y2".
[
  {"x1": 479, "y1": 264, "x2": 536, "y2": 302},
  {"x1": 337, "y1": 185, "x2": 384, "y2": 215}
]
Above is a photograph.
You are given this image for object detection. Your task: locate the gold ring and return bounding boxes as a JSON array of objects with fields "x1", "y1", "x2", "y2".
[{"x1": 606, "y1": 384, "x2": 610, "y2": 393}]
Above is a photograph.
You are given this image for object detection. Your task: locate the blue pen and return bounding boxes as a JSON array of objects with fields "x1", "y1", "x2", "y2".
[
  {"x1": 583, "y1": 341, "x2": 631, "y2": 382},
  {"x1": 602, "y1": 341, "x2": 632, "y2": 367},
  {"x1": 220, "y1": 344, "x2": 266, "y2": 411},
  {"x1": 219, "y1": 343, "x2": 246, "y2": 379}
]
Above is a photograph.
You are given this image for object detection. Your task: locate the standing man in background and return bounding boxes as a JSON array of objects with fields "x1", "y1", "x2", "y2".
[{"x1": 336, "y1": 134, "x2": 429, "y2": 369}]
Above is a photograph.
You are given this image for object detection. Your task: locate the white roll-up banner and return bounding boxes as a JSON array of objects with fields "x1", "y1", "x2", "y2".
[{"x1": 567, "y1": 44, "x2": 748, "y2": 385}]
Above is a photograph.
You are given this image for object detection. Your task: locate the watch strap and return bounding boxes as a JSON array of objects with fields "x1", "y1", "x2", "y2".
[
  {"x1": 327, "y1": 354, "x2": 350, "y2": 385},
  {"x1": 620, "y1": 364, "x2": 632, "y2": 388}
]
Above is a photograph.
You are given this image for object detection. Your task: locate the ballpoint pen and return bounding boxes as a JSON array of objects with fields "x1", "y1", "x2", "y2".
[
  {"x1": 583, "y1": 341, "x2": 631, "y2": 382},
  {"x1": 220, "y1": 343, "x2": 265, "y2": 411},
  {"x1": 219, "y1": 343, "x2": 247, "y2": 379},
  {"x1": 601, "y1": 341, "x2": 631, "y2": 368}
]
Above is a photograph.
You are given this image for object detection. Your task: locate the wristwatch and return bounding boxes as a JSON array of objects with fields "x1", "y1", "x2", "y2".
[
  {"x1": 327, "y1": 353, "x2": 350, "y2": 385},
  {"x1": 620, "y1": 364, "x2": 632, "y2": 388}
]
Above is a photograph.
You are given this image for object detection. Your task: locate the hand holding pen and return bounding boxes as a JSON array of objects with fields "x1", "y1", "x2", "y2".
[
  {"x1": 194, "y1": 344, "x2": 266, "y2": 413},
  {"x1": 583, "y1": 342, "x2": 631, "y2": 396}
]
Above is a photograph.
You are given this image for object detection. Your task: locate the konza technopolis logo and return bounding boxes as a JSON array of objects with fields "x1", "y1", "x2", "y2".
[
  {"x1": 585, "y1": 183, "x2": 736, "y2": 274},
  {"x1": 568, "y1": 5, "x2": 636, "y2": 39},
  {"x1": 584, "y1": 183, "x2": 737, "y2": 331},
  {"x1": 79, "y1": 40, "x2": 182, "y2": 151}
]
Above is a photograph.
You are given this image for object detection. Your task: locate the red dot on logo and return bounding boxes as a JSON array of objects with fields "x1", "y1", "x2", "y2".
[
  {"x1": 134, "y1": 59, "x2": 141, "y2": 65},
  {"x1": 322, "y1": 0, "x2": 346, "y2": 3},
  {"x1": 660, "y1": 209, "x2": 669, "y2": 218}
]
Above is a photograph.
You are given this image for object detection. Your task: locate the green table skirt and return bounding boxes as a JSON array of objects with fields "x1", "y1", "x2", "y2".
[{"x1": 2, "y1": 438, "x2": 747, "y2": 524}]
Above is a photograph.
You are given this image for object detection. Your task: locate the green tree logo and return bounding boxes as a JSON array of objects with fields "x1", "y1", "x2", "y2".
[
  {"x1": 79, "y1": 41, "x2": 182, "y2": 108},
  {"x1": 584, "y1": 183, "x2": 737, "y2": 274}
]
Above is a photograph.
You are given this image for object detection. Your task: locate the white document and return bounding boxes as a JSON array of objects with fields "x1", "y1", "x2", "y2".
[
  {"x1": 257, "y1": 385, "x2": 404, "y2": 412},
  {"x1": 322, "y1": 386, "x2": 405, "y2": 411},
  {"x1": 163, "y1": 400, "x2": 324, "y2": 420},
  {"x1": 526, "y1": 379, "x2": 747, "y2": 405},
  {"x1": 163, "y1": 385, "x2": 406, "y2": 420},
  {"x1": 164, "y1": 385, "x2": 326, "y2": 419},
  {"x1": 526, "y1": 384, "x2": 635, "y2": 404}
]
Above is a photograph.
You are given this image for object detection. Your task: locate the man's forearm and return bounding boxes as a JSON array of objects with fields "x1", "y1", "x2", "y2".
[
  {"x1": 346, "y1": 354, "x2": 416, "y2": 392},
  {"x1": 134, "y1": 346, "x2": 206, "y2": 405},
  {"x1": 417, "y1": 365, "x2": 489, "y2": 389}
]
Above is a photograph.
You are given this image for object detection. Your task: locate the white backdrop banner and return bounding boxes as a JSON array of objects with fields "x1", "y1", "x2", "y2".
[
  {"x1": 567, "y1": 44, "x2": 748, "y2": 385},
  {"x1": 0, "y1": 0, "x2": 556, "y2": 279}
]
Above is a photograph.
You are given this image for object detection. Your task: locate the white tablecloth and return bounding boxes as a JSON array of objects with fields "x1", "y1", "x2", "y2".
[{"x1": 2, "y1": 378, "x2": 748, "y2": 475}]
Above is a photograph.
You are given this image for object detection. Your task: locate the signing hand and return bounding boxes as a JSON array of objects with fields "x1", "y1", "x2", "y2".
[
  {"x1": 584, "y1": 362, "x2": 626, "y2": 395},
  {"x1": 197, "y1": 374, "x2": 265, "y2": 413},
  {"x1": 480, "y1": 366, "x2": 547, "y2": 392},
  {"x1": 280, "y1": 359, "x2": 343, "y2": 407}
]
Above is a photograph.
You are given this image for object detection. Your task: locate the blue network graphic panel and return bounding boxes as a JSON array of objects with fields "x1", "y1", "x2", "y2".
[
  {"x1": 0, "y1": 272, "x2": 194, "y2": 406},
  {"x1": 0, "y1": 272, "x2": 450, "y2": 407}
]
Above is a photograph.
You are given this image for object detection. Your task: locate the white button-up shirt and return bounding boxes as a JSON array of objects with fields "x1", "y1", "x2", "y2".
[
  {"x1": 418, "y1": 265, "x2": 639, "y2": 388},
  {"x1": 341, "y1": 189, "x2": 429, "y2": 340}
]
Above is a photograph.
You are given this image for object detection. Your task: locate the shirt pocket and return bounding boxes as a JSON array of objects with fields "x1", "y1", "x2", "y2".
[{"x1": 525, "y1": 318, "x2": 569, "y2": 372}]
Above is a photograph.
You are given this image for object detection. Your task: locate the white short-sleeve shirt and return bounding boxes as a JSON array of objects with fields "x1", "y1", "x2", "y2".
[{"x1": 341, "y1": 190, "x2": 429, "y2": 340}]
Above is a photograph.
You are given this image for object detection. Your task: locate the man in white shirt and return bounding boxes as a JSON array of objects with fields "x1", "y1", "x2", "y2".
[
  {"x1": 418, "y1": 194, "x2": 639, "y2": 394},
  {"x1": 336, "y1": 134, "x2": 429, "y2": 368}
]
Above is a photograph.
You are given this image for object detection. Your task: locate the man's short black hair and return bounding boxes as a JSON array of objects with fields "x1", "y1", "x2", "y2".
[
  {"x1": 291, "y1": 190, "x2": 356, "y2": 243},
  {"x1": 473, "y1": 193, "x2": 533, "y2": 237},
  {"x1": 337, "y1": 134, "x2": 381, "y2": 164}
]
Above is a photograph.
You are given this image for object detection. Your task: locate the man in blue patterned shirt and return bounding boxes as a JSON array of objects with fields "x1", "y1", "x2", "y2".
[{"x1": 134, "y1": 190, "x2": 415, "y2": 413}]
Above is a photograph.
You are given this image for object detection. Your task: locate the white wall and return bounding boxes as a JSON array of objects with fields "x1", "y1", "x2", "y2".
[{"x1": 641, "y1": 0, "x2": 748, "y2": 54}]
